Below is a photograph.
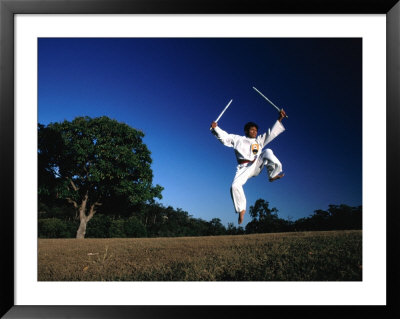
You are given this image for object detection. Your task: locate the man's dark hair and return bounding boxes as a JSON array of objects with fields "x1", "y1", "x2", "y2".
[{"x1": 244, "y1": 122, "x2": 259, "y2": 133}]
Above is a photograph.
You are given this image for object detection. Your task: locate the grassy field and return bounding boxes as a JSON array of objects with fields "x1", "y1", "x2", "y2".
[{"x1": 38, "y1": 230, "x2": 362, "y2": 281}]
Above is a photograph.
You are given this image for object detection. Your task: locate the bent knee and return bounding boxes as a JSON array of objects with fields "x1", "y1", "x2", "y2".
[{"x1": 263, "y1": 148, "x2": 274, "y2": 157}]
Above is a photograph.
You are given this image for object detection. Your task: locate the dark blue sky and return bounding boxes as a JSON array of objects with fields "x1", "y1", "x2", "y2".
[{"x1": 38, "y1": 38, "x2": 362, "y2": 227}]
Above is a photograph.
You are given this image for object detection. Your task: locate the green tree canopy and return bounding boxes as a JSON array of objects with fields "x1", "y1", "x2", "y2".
[
  {"x1": 246, "y1": 199, "x2": 284, "y2": 233},
  {"x1": 38, "y1": 116, "x2": 163, "y2": 238}
]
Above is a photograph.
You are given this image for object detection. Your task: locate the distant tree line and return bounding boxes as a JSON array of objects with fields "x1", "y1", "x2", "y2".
[
  {"x1": 245, "y1": 199, "x2": 362, "y2": 234},
  {"x1": 38, "y1": 201, "x2": 229, "y2": 238},
  {"x1": 38, "y1": 199, "x2": 362, "y2": 238}
]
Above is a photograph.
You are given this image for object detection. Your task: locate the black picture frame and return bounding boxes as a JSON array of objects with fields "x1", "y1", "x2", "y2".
[{"x1": 1, "y1": 0, "x2": 399, "y2": 318}]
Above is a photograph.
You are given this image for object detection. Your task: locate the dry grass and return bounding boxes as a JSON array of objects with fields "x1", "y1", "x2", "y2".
[{"x1": 38, "y1": 230, "x2": 362, "y2": 281}]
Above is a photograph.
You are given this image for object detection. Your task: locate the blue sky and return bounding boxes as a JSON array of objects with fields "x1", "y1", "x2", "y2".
[{"x1": 38, "y1": 38, "x2": 362, "y2": 227}]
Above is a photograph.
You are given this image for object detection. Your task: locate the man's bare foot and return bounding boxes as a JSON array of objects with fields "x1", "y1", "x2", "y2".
[
  {"x1": 238, "y1": 210, "x2": 245, "y2": 224},
  {"x1": 269, "y1": 173, "x2": 285, "y2": 182}
]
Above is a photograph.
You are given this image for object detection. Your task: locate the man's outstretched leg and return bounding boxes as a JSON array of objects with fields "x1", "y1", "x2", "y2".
[
  {"x1": 231, "y1": 181, "x2": 246, "y2": 225},
  {"x1": 231, "y1": 166, "x2": 252, "y2": 225}
]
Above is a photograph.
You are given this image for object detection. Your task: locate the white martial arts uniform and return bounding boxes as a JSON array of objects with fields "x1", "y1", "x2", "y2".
[{"x1": 211, "y1": 120, "x2": 285, "y2": 214}]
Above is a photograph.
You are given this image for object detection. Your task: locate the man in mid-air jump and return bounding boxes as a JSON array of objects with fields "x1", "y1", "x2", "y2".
[{"x1": 210, "y1": 109, "x2": 286, "y2": 224}]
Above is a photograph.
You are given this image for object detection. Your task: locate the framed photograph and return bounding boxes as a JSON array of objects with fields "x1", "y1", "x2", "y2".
[{"x1": 1, "y1": 0, "x2": 399, "y2": 318}]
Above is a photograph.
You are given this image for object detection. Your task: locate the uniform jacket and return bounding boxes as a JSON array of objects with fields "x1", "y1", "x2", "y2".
[{"x1": 211, "y1": 120, "x2": 285, "y2": 162}]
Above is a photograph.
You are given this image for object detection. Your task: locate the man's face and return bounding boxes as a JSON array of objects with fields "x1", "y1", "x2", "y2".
[{"x1": 247, "y1": 126, "x2": 258, "y2": 138}]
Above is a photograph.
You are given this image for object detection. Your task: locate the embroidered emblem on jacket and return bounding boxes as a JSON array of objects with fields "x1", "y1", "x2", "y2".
[{"x1": 251, "y1": 143, "x2": 259, "y2": 155}]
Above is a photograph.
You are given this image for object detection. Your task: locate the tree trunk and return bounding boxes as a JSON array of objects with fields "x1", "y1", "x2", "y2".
[
  {"x1": 76, "y1": 217, "x2": 88, "y2": 239},
  {"x1": 76, "y1": 192, "x2": 89, "y2": 239},
  {"x1": 75, "y1": 193, "x2": 101, "y2": 238}
]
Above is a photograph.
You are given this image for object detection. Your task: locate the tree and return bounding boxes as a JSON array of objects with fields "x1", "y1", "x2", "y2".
[
  {"x1": 208, "y1": 218, "x2": 226, "y2": 236},
  {"x1": 327, "y1": 204, "x2": 362, "y2": 230},
  {"x1": 246, "y1": 199, "x2": 283, "y2": 233},
  {"x1": 124, "y1": 216, "x2": 147, "y2": 238},
  {"x1": 226, "y1": 223, "x2": 245, "y2": 235},
  {"x1": 38, "y1": 116, "x2": 163, "y2": 238},
  {"x1": 293, "y1": 204, "x2": 362, "y2": 231}
]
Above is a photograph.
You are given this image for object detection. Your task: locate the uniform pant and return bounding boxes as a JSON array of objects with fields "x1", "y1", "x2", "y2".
[{"x1": 230, "y1": 148, "x2": 282, "y2": 214}]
